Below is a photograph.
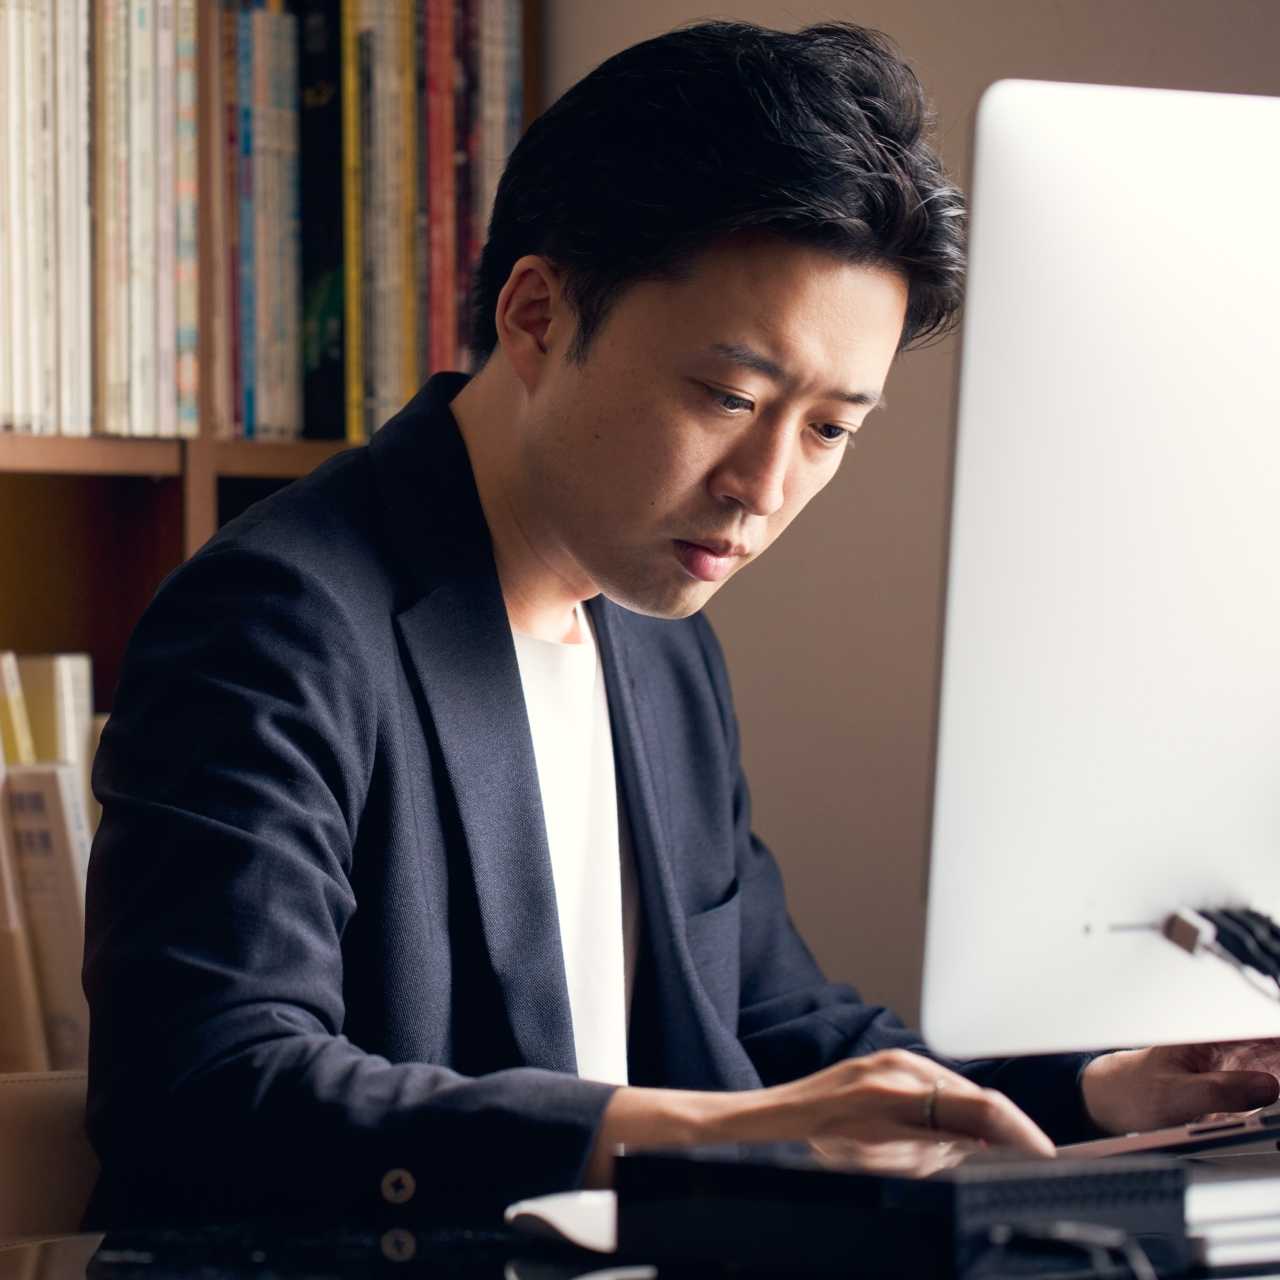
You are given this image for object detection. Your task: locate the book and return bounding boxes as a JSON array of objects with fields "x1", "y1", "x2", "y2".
[
  {"x1": 176, "y1": 0, "x2": 200, "y2": 438},
  {"x1": 7, "y1": 762, "x2": 92, "y2": 1070},
  {"x1": 0, "y1": 651, "x2": 36, "y2": 766},
  {"x1": 222, "y1": 0, "x2": 242, "y2": 438},
  {"x1": 398, "y1": 0, "x2": 417, "y2": 405},
  {"x1": 426, "y1": 0, "x2": 456, "y2": 374},
  {"x1": 238, "y1": 4, "x2": 256, "y2": 438},
  {"x1": 32, "y1": 0, "x2": 56, "y2": 434},
  {"x1": 17, "y1": 653, "x2": 95, "y2": 823},
  {"x1": 7, "y1": 0, "x2": 31, "y2": 433},
  {"x1": 340, "y1": 0, "x2": 364, "y2": 443},
  {"x1": 279, "y1": 8, "x2": 302, "y2": 437},
  {"x1": 0, "y1": 733, "x2": 51, "y2": 1072},
  {"x1": 201, "y1": 0, "x2": 232, "y2": 438},
  {"x1": 298, "y1": 0, "x2": 346, "y2": 439},
  {"x1": 129, "y1": 0, "x2": 157, "y2": 437},
  {"x1": 0, "y1": 0, "x2": 10, "y2": 431},
  {"x1": 155, "y1": 0, "x2": 179, "y2": 439}
]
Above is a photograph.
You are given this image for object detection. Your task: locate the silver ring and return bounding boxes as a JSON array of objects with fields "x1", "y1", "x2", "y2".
[{"x1": 924, "y1": 1079, "x2": 945, "y2": 1131}]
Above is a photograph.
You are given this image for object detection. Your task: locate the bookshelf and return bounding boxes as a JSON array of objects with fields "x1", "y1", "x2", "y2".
[{"x1": 0, "y1": 1, "x2": 543, "y2": 718}]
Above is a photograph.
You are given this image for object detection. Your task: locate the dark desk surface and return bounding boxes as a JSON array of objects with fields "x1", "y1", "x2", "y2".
[{"x1": 6, "y1": 1221, "x2": 1280, "y2": 1280}]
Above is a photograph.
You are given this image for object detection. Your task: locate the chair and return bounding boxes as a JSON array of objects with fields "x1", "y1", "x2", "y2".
[{"x1": 0, "y1": 1072, "x2": 99, "y2": 1243}]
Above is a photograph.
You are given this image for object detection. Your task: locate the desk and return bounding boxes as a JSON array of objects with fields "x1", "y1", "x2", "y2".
[{"x1": 5, "y1": 1217, "x2": 1280, "y2": 1280}]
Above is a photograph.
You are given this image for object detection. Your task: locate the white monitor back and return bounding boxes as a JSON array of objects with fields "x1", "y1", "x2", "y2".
[{"x1": 921, "y1": 79, "x2": 1280, "y2": 1058}]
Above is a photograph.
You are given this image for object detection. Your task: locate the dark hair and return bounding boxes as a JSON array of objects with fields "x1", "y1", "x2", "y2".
[{"x1": 471, "y1": 20, "x2": 965, "y2": 364}]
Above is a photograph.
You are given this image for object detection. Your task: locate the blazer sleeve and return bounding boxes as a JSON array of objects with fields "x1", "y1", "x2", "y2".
[
  {"x1": 691, "y1": 614, "x2": 1102, "y2": 1146},
  {"x1": 83, "y1": 546, "x2": 615, "y2": 1227}
]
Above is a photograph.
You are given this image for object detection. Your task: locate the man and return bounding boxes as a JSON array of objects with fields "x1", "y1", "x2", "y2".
[{"x1": 84, "y1": 19, "x2": 1278, "y2": 1226}]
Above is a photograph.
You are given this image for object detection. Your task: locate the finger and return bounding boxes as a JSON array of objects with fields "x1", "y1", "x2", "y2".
[
  {"x1": 923, "y1": 1087, "x2": 1056, "y2": 1156},
  {"x1": 1165, "y1": 1069, "x2": 1279, "y2": 1122}
]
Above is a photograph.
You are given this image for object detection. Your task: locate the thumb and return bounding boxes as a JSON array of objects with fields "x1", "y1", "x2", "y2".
[{"x1": 1170, "y1": 1069, "x2": 1279, "y2": 1121}]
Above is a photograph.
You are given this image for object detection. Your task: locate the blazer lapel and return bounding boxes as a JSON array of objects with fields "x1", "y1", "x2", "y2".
[
  {"x1": 588, "y1": 598, "x2": 761, "y2": 1092},
  {"x1": 371, "y1": 376, "x2": 576, "y2": 1075}
]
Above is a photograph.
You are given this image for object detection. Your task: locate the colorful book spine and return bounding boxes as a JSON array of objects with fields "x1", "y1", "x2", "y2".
[
  {"x1": 155, "y1": 0, "x2": 178, "y2": 438},
  {"x1": 222, "y1": 1, "x2": 242, "y2": 437},
  {"x1": 454, "y1": 0, "x2": 476, "y2": 368},
  {"x1": 280, "y1": 9, "x2": 301, "y2": 436},
  {"x1": 238, "y1": 6, "x2": 256, "y2": 438},
  {"x1": 414, "y1": 0, "x2": 429, "y2": 392},
  {"x1": 339, "y1": 0, "x2": 363, "y2": 443},
  {"x1": 128, "y1": 0, "x2": 156, "y2": 436},
  {"x1": 201, "y1": 0, "x2": 231, "y2": 438},
  {"x1": 357, "y1": 20, "x2": 374, "y2": 440},
  {"x1": 176, "y1": 0, "x2": 200, "y2": 438},
  {"x1": 7, "y1": 762, "x2": 92, "y2": 1070},
  {"x1": 426, "y1": 0, "x2": 456, "y2": 373},
  {"x1": 251, "y1": 6, "x2": 271, "y2": 437},
  {"x1": 400, "y1": 0, "x2": 417, "y2": 403}
]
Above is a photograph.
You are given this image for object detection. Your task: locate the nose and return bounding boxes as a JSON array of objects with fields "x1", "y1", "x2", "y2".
[{"x1": 708, "y1": 419, "x2": 792, "y2": 518}]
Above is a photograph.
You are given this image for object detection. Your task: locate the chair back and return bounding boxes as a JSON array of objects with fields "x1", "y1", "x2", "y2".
[{"x1": 0, "y1": 1072, "x2": 99, "y2": 1243}]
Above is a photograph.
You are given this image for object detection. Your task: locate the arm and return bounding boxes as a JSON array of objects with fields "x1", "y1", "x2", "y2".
[{"x1": 84, "y1": 547, "x2": 615, "y2": 1225}]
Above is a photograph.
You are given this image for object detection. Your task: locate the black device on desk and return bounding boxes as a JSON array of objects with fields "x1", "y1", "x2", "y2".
[{"x1": 615, "y1": 1144, "x2": 1190, "y2": 1277}]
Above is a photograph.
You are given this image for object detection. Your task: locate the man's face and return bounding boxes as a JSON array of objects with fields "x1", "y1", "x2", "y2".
[{"x1": 518, "y1": 236, "x2": 909, "y2": 618}]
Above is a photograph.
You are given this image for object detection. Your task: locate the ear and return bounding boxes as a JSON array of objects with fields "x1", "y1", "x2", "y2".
[{"x1": 494, "y1": 255, "x2": 570, "y2": 393}]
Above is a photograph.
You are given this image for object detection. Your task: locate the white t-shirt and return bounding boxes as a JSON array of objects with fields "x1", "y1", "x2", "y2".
[{"x1": 511, "y1": 603, "x2": 638, "y2": 1085}]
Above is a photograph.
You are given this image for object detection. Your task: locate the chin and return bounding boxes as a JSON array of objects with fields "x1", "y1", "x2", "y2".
[{"x1": 601, "y1": 577, "x2": 715, "y2": 622}]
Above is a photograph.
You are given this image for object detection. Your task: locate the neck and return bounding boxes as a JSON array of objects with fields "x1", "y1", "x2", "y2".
[{"x1": 451, "y1": 359, "x2": 594, "y2": 643}]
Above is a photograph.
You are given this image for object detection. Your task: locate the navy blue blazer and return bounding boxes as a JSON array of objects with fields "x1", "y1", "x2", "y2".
[{"x1": 83, "y1": 373, "x2": 1095, "y2": 1227}]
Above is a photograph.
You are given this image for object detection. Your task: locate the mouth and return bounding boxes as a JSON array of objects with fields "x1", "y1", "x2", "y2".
[{"x1": 673, "y1": 539, "x2": 746, "y2": 583}]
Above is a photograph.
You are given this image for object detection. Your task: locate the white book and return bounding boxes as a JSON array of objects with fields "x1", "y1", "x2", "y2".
[
  {"x1": 16, "y1": 653, "x2": 94, "y2": 825},
  {"x1": 129, "y1": 0, "x2": 156, "y2": 437},
  {"x1": 0, "y1": 1, "x2": 10, "y2": 432},
  {"x1": 5, "y1": 1, "x2": 29, "y2": 432},
  {"x1": 55, "y1": 0, "x2": 76, "y2": 436},
  {"x1": 14, "y1": 0, "x2": 36, "y2": 432},
  {"x1": 33, "y1": 0, "x2": 56, "y2": 435},
  {"x1": 0, "y1": 739, "x2": 51, "y2": 1072},
  {"x1": 6, "y1": 762, "x2": 92, "y2": 1070},
  {"x1": 154, "y1": 0, "x2": 177, "y2": 438},
  {"x1": 72, "y1": 0, "x2": 92, "y2": 435},
  {"x1": 109, "y1": 0, "x2": 132, "y2": 436}
]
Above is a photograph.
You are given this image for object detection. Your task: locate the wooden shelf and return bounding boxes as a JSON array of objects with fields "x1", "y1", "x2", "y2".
[
  {"x1": 213, "y1": 438, "x2": 356, "y2": 479},
  {"x1": 0, "y1": 434, "x2": 182, "y2": 477}
]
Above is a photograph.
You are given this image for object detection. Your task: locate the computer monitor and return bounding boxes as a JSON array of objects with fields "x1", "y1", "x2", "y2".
[{"x1": 920, "y1": 79, "x2": 1280, "y2": 1059}]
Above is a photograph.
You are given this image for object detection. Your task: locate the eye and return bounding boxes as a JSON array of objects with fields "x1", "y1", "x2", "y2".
[
  {"x1": 706, "y1": 387, "x2": 754, "y2": 415},
  {"x1": 813, "y1": 423, "x2": 854, "y2": 448}
]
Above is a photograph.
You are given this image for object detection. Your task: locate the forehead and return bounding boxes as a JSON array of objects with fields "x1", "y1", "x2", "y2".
[{"x1": 607, "y1": 237, "x2": 909, "y2": 379}]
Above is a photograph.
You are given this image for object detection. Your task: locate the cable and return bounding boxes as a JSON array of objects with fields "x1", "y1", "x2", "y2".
[
  {"x1": 1162, "y1": 906, "x2": 1280, "y2": 1004},
  {"x1": 970, "y1": 1220, "x2": 1157, "y2": 1279}
]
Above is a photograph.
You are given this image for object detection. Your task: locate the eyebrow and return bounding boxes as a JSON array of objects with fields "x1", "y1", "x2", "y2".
[{"x1": 708, "y1": 341, "x2": 886, "y2": 410}]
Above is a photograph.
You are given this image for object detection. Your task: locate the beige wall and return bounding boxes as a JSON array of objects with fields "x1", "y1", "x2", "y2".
[{"x1": 543, "y1": 1, "x2": 1280, "y2": 1024}]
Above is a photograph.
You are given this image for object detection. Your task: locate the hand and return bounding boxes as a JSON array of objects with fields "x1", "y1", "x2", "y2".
[
  {"x1": 765, "y1": 1050, "x2": 1055, "y2": 1156},
  {"x1": 1082, "y1": 1041, "x2": 1280, "y2": 1134},
  {"x1": 583, "y1": 1049, "x2": 1055, "y2": 1187}
]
